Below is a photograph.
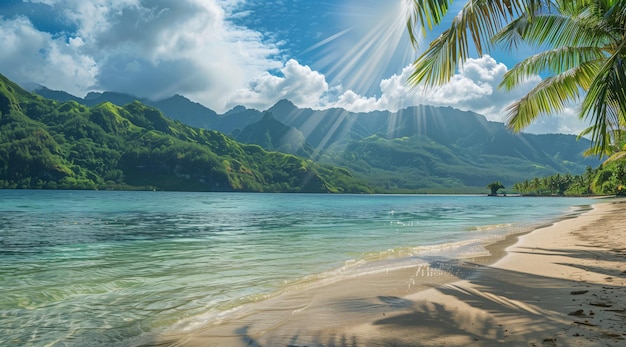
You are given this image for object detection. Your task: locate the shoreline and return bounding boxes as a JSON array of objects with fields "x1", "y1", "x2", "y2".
[{"x1": 152, "y1": 200, "x2": 626, "y2": 347}]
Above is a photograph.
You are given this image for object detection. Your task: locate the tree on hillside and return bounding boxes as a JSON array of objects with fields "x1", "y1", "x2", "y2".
[
  {"x1": 406, "y1": 0, "x2": 626, "y2": 157},
  {"x1": 487, "y1": 181, "x2": 505, "y2": 196}
]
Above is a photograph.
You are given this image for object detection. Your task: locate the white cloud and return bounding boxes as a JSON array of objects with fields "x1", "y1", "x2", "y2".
[
  {"x1": 227, "y1": 59, "x2": 329, "y2": 110},
  {"x1": 319, "y1": 55, "x2": 584, "y2": 134},
  {"x1": 0, "y1": 16, "x2": 98, "y2": 94},
  {"x1": 2, "y1": 0, "x2": 281, "y2": 112},
  {"x1": 411, "y1": 56, "x2": 588, "y2": 134},
  {"x1": 331, "y1": 55, "x2": 540, "y2": 123},
  {"x1": 416, "y1": 56, "x2": 535, "y2": 122},
  {"x1": 524, "y1": 106, "x2": 590, "y2": 135}
]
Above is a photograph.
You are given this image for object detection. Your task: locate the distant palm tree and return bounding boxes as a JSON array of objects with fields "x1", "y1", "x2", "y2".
[
  {"x1": 406, "y1": 0, "x2": 626, "y2": 157},
  {"x1": 487, "y1": 181, "x2": 505, "y2": 195}
]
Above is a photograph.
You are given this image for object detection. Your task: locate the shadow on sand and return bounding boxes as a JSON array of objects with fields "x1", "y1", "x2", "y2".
[{"x1": 141, "y1": 241, "x2": 626, "y2": 347}]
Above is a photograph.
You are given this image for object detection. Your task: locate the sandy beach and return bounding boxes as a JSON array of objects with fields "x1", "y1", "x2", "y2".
[{"x1": 156, "y1": 200, "x2": 626, "y2": 347}]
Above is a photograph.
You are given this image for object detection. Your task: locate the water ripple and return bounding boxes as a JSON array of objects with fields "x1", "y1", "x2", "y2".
[{"x1": 0, "y1": 190, "x2": 595, "y2": 346}]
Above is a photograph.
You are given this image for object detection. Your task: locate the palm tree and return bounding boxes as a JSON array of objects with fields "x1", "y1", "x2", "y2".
[
  {"x1": 406, "y1": 0, "x2": 626, "y2": 157},
  {"x1": 532, "y1": 176, "x2": 542, "y2": 194},
  {"x1": 487, "y1": 181, "x2": 505, "y2": 195}
]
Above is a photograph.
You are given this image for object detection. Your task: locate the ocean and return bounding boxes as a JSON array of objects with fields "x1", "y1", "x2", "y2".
[{"x1": 0, "y1": 190, "x2": 596, "y2": 346}]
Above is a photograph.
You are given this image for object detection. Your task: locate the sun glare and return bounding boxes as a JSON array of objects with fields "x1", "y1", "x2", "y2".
[
  {"x1": 308, "y1": 0, "x2": 417, "y2": 97},
  {"x1": 296, "y1": 0, "x2": 441, "y2": 158}
]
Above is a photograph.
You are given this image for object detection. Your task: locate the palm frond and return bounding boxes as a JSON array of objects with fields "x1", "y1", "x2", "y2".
[
  {"x1": 407, "y1": 0, "x2": 533, "y2": 86},
  {"x1": 605, "y1": 0, "x2": 626, "y2": 27},
  {"x1": 580, "y1": 50, "x2": 626, "y2": 155},
  {"x1": 602, "y1": 149, "x2": 626, "y2": 163},
  {"x1": 506, "y1": 63, "x2": 597, "y2": 131},
  {"x1": 490, "y1": 15, "x2": 529, "y2": 51},
  {"x1": 539, "y1": 14, "x2": 612, "y2": 48},
  {"x1": 579, "y1": 125, "x2": 615, "y2": 158},
  {"x1": 500, "y1": 46, "x2": 603, "y2": 90},
  {"x1": 408, "y1": 24, "x2": 469, "y2": 86},
  {"x1": 495, "y1": 10, "x2": 613, "y2": 51},
  {"x1": 406, "y1": 0, "x2": 626, "y2": 158},
  {"x1": 407, "y1": 0, "x2": 455, "y2": 48}
]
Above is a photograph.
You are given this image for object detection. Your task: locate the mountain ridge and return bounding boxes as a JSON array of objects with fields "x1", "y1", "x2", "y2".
[
  {"x1": 1, "y1": 75, "x2": 373, "y2": 193},
  {"x1": 29, "y1": 84, "x2": 601, "y2": 192}
]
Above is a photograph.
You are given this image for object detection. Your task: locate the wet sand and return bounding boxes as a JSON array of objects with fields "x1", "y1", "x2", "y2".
[{"x1": 154, "y1": 200, "x2": 626, "y2": 347}]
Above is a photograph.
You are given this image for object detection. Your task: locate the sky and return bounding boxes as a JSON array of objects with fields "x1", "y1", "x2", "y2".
[{"x1": 0, "y1": 0, "x2": 589, "y2": 134}]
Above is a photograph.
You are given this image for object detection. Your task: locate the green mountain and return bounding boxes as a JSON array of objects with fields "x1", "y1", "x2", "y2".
[
  {"x1": 0, "y1": 75, "x2": 373, "y2": 193},
  {"x1": 34, "y1": 86, "x2": 221, "y2": 130},
  {"x1": 234, "y1": 102, "x2": 601, "y2": 192},
  {"x1": 31, "y1": 86, "x2": 601, "y2": 193},
  {"x1": 233, "y1": 112, "x2": 313, "y2": 157}
]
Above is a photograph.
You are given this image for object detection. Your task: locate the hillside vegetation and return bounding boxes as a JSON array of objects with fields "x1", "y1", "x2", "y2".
[
  {"x1": 0, "y1": 75, "x2": 373, "y2": 193},
  {"x1": 237, "y1": 102, "x2": 600, "y2": 193},
  {"x1": 33, "y1": 85, "x2": 602, "y2": 193}
]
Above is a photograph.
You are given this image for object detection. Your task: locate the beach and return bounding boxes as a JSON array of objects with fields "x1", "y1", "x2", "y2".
[
  {"x1": 3, "y1": 192, "x2": 602, "y2": 346},
  {"x1": 157, "y1": 200, "x2": 626, "y2": 347}
]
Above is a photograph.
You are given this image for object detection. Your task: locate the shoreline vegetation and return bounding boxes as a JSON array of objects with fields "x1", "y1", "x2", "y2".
[
  {"x1": 153, "y1": 199, "x2": 626, "y2": 346},
  {"x1": 512, "y1": 169, "x2": 626, "y2": 197}
]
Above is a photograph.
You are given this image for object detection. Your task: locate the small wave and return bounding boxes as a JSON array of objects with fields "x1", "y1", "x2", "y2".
[
  {"x1": 468, "y1": 223, "x2": 513, "y2": 232},
  {"x1": 269, "y1": 239, "x2": 489, "y2": 292}
]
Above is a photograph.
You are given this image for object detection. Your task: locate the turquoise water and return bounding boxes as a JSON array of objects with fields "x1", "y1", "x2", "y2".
[{"x1": 0, "y1": 190, "x2": 595, "y2": 346}]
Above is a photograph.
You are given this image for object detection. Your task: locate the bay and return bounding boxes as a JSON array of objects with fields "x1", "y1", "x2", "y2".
[{"x1": 0, "y1": 190, "x2": 595, "y2": 346}]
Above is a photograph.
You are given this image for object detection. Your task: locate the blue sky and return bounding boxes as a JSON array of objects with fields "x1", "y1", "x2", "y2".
[{"x1": 0, "y1": 0, "x2": 587, "y2": 134}]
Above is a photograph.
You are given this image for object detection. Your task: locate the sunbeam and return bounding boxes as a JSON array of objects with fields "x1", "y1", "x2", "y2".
[
  {"x1": 279, "y1": 0, "x2": 495, "y2": 162},
  {"x1": 307, "y1": 0, "x2": 417, "y2": 97},
  {"x1": 290, "y1": 0, "x2": 427, "y2": 158}
]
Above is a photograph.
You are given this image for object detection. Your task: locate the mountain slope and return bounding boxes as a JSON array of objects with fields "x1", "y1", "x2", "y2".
[
  {"x1": 32, "y1": 86, "x2": 601, "y2": 193},
  {"x1": 234, "y1": 103, "x2": 600, "y2": 192},
  {"x1": 233, "y1": 112, "x2": 313, "y2": 156},
  {"x1": 0, "y1": 75, "x2": 373, "y2": 193},
  {"x1": 33, "y1": 86, "x2": 220, "y2": 130},
  {"x1": 151, "y1": 94, "x2": 219, "y2": 129}
]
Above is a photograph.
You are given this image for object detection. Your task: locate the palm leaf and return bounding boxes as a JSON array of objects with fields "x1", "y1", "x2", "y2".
[
  {"x1": 407, "y1": 0, "x2": 454, "y2": 47},
  {"x1": 534, "y1": 15, "x2": 614, "y2": 49},
  {"x1": 407, "y1": 0, "x2": 534, "y2": 86},
  {"x1": 602, "y1": 150, "x2": 626, "y2": 163},
  {"x1": 406, "y1": 0, "x2": 626, "y2": 158},
  {"x1": 580, "y1": 50, "x2": 626, "y2": 155},
  {"x1": 505, "y1": 66, "x2": 588, "y2": 131},
  {"x1": 500, "y1": 46, "x2": 603, "y2": 90}
]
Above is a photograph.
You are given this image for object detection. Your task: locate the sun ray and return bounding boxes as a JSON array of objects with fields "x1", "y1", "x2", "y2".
[
  {"x1": 300, "y1": 28, "x2": 353, "y2": 55},
  {"x1": 296, "y1": 1, "x2": 436, "y2": 158},
  {"x1": 306, "y1": 0, "x2": 417, "y2": 96}
]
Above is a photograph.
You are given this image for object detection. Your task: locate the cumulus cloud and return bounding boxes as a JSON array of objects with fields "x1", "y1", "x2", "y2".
[
  {"x1": 413, "y1": 56, "x2": 587, "y2": 134},
  {"x1": 0, "y1": 16, "x2": 98, "y2": 95},
  {"x1": 1, "y1": 0, "x2": 281, "y2": 111},
  {"x1": 416, "y1": 56, "x2": 538, "y2": 122},
  {"x1": 524, "y1": 106, "x2": 590, "y2": 135},
  {"x1": 228, "y1": 55, "x2": 581, "y2": 135},
  {"x1": 332, "y1": 55, "x2": 541, "y2": 124},
  {"x1": 226, "y1": 59, "x2": 329, "y2": 110}
]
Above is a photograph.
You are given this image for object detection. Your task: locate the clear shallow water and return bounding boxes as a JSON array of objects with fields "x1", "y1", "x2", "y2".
[{"x1": 0, "y1": 190, "x2": 595, "y2": 346}]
